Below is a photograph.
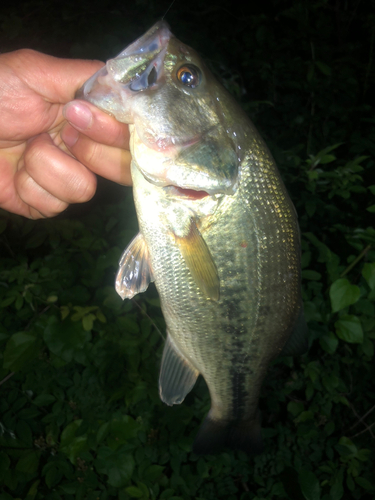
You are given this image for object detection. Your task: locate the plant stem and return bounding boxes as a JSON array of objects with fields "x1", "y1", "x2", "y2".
[
  {"x1": 340, "y1": 244, "x2": 372, "y2": 277},
  {"x1": 0, "y1": 372, "x2": 15, "y2": 386}
]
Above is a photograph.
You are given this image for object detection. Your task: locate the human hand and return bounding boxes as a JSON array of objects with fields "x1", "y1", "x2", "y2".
[{"x1": 0, "y1": 49, "x2": 131, "y2": 219}]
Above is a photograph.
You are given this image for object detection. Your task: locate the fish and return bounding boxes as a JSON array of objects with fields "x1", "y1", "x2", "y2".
[{"x1": 77, "y1": 21, "x2": 308, "y2": 455}]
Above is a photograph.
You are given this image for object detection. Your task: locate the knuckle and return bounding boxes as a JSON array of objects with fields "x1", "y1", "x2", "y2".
[
  {"x1": 82, "y1": 138, "x2": 102, "y2": 167},
  {"x1": 70, "y1": 171, "x2": 97, "y2": 203},
  {"x1": 23, "y1": 136, "x2": 47, "y2": 175}
]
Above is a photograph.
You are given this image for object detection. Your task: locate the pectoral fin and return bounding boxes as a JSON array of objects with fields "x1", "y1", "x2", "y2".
[
  {"x1": 159, "y1": 333, "x2": 200, "y2": 406},
  {"x1": 174, "y1": 219, "x2": 220, "y2": 301},
  {"x1": 115, "y1": 233, "x2": 154, "y2": 299}
]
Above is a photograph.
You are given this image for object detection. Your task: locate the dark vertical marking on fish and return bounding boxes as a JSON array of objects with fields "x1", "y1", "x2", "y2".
[{"x1": 223, "y1": 300, "x2": 250, "y2": 421}]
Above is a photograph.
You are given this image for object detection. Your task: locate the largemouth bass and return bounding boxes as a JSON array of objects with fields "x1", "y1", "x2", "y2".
[{"x1": 77, "y1": 21, "x2": 308, "y2": 455}]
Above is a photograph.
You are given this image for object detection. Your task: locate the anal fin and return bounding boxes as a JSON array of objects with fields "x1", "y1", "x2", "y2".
[
  {"x1": 159, "y1": 333, "x2": 199, "y2": 406},
  {"x1": 115, "y1": 232, "x2": 154, "y2": 299},
  {"x1": 174, "y1": 219, "x2": 220, "y2": 301}
]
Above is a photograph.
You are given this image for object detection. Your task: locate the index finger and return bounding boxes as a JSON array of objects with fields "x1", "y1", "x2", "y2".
[{"x1": 63, "y1": 100, "x2": 130, "y2": 149}]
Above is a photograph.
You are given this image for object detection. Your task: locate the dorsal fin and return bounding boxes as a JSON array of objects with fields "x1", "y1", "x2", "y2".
[{"x1": 115, "y1": 233, "x2": 154, "y2": 299}]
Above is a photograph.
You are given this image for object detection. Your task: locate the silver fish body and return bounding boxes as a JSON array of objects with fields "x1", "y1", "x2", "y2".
[{"x1": 78, "y1": 21, "x2": 308, "y2": 454}]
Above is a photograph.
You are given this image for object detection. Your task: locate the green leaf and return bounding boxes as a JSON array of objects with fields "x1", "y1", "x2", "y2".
[
  {"x1": 82, "y1": 314, "x2": 95, "y2": 331},
  {"x1": 44, "y1": 466, "x2": 62, "y2": 488},
  {"x1": 324, "y1": 421, "x2": 335, "y2": 436},
  {"x1": 25, "y1": 230, "x2": 47, "y2": 249},
  {"x1": 357, "y1": 449, "x2": 371, "y2": 462},
  {"x1": 143, "y1": 464, "x2": 164, "y2": 482},
  {"x1": 1, "y1": 295, "x2": 16, "y2": 308},
  {"x1": 366, "y1": 204, "x2": 375, "y2": 213},
  {"x1": 315, "y1": 61, "x2": 331, "y2": 76},
  {"x1": 295, "y1": 411, "x2": 313, "y2": 423},
  {"x1": 298, "y1": 469, "x2": 321, "y2": 500},
  {"x1": 336, "y1": 437, "x2": 357, "y2": 457},
  {"x1": 320, "y1": 154, "x2": 336, "y2": 164},
  {"x1": 94, "y1": 446, "x2": 135, "y2": 488},
  {"x1": 301, "y1": 251, "x2": 312, "y2": 269},
  {"x1": 305, "y1": 202, "x2": 316, "y2": 217},
  {"x1": 33, "y1": 394, "x2": 56, "y2": 406},
  {"x1": 60, "y1": 420, "x2": 88, "y2": 463},
  {"x1": 330, "y1": 467, "x2": 344, "y2": 500},
  {"x1": 3, "y1": 332, "x2": 39, "y2": 372},
  {"x1": 108, "y1": 415, "x2": 140, "y2": 447},
  {"x1": 319, "y1": 332, "x2": 338, "y2": 354},
  {"x1": 302, "y1": 270, "x2": 322, "y2": 281},
  {"x1": 355, "y1": 476, "x2": 375, "y2": 491},
  {"x1": 362, "y1": 263, "x2": 375, "y2": 289},
  {"x1": 159, "y1": 489, "x2": 175, "y2": 499},
  {"x1": 15, "y1": 451, "x2": 40, "y2": 474},
  {"x1": 347, "y1": 474, "x2": 355, "y2": 492},
  {"x1": 16, "y1": 420, "x2": 33, "y2": 446},
  {"x1": 330, "y1": 279, "x2": 360, "y2": 312},
  {"x1": 44, "y1": 318, "x2": 91, "y2": 362},
  {"x1": 0, "y1": 493, "x2": 14, "y2": 500},
  {"x1": 125, "y1": 486, "x2": 143, "y2": 498},
  {"x1": 0, "y1": 451, "x2": 10, "y2": 481},
  {"x1": 307, "y1": 62, "x2": 315, "y2": 82},
  {"x1": 335, "y1": 315, "x2": 363, "y2": 344},
  {"x1": 322, "y1": 373, "x2": 339, "y2": 392},
  {"x1": 197, "y1": 458, "x2": 209, "y2": 478},
  {"x1": 26, "y1": 479, "x2": 40, "y2": 499},
  {"x1": 96, "y1": 422, "x2": 109, "y2": 444},
  {"x1": 60, "y1": 483, "x2": 78, "y2": 494},
  {"x1": 308, "y1": 143, "x2": 342, "y2": 169},
  {"x1": 287, "y1": 401, "x2": 304, "y2": 416}
]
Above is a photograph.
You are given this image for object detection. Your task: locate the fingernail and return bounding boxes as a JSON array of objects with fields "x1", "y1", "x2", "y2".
[
  {"x1": 62, "y1": 126, "x2": 79, "y2": 147},
  {"x1": 63, "y1": 102, "x2": 93, "y2": 130}
]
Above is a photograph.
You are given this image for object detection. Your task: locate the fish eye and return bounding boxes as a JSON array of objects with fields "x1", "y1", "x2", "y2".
[{"x1": 177, "y1": 65, "x2": 200, "y2": 88}]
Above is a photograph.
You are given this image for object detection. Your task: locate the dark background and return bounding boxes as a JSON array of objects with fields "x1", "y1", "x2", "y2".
[{"x1": 0, "y1": 1, "x2": 374, "y2": 499}]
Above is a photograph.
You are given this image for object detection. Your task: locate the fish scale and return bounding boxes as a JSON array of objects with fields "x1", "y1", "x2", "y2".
[{"x1": 77, "y1": 20, "x2": 308, "y2": 454}]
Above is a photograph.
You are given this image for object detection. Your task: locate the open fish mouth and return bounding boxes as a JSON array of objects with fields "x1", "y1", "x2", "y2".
[
  {"x1": 164, "y1": 185, "x2": 211, "y2": 200},
  {"x1": 76, "y1": 21, "x2": 172, "y2": 102}
]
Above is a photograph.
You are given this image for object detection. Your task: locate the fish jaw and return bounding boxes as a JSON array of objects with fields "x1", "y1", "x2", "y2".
[
  {"x1": 130, "y1": 127, "x2": 238, "y2": 196},
  {"x1": 75, "y1": 21, "x2": 172, "y2": 122}
]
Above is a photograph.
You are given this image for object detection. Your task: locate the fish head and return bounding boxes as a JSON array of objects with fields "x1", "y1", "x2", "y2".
[{"x1": 77, "y1": 21, "x2": 245, "y2": 196}]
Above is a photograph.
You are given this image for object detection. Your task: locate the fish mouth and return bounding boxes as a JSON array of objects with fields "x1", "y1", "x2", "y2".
[
  {"x1": 164, "y1": 185, "x2": 211, "y2": 200},
  {"x1": 76, "y1": 21, "x2": 172, "y2": 102}
]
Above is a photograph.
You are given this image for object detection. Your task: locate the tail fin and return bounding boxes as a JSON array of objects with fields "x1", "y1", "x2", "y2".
[{"x1": 192, "y1": 411, "x2": 264, "y2": 455}]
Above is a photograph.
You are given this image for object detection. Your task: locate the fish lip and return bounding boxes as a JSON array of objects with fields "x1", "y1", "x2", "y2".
[
  {"x1": 118, "y1": 21, "x2": 171, "y2": 58},
  {"x1": 139, "y1": 123, "x2": 220, "y2": 153},
  {"x1": 135, "y1": 165, "x2": 222, "y2": 196},
  {"x1": 139, "y1": 131, "x2": 201, "y2": 153}
]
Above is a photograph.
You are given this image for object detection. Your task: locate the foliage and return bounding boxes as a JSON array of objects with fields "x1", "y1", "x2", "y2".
[{"x1": 0, "y1": 0, "x2": 374, "y2": 499}]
